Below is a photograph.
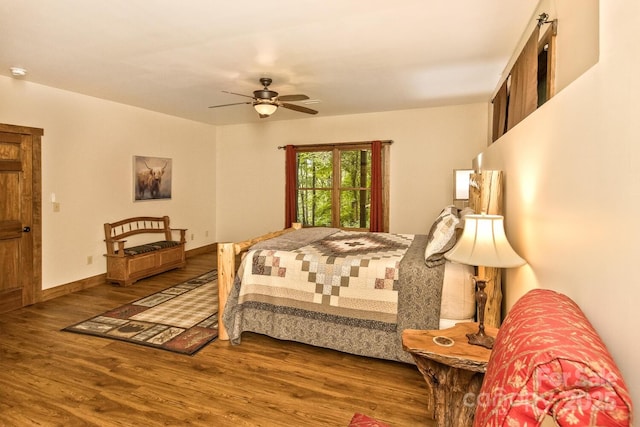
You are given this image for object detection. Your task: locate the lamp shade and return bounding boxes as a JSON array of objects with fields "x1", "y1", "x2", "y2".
[
  {"x1": 445, "y1": 214, "x2": 526, "y2": 268},
  {"x1": 254, "y1": 102, "x2": 278, "y2": 116}
]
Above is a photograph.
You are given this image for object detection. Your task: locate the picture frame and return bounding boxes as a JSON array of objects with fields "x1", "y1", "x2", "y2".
[{"x1": 133, "y1": 156, "x2": 172, "y2": 201}]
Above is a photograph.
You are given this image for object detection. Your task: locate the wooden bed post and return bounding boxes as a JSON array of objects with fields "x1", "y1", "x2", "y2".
[
  {"x1": 217, "y1": 223, "x2": 302, "y2": 341},
  {"x1": 217, "y1": 242, "x2": 236, "y2": 341},
  {"x1": 469, "y1": 170, "x2": 504, "y2": 328}
]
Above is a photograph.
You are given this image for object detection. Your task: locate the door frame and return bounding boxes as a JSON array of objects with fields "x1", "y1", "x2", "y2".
[{"x1": 0, "y1": 123, "x2": 43, "y2": 307}]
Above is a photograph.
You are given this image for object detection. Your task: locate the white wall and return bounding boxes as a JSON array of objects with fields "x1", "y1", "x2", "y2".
[
  {"x1": 479, "y1": 1, "x2": 639, "y2": 406},
  {"x1": 0, "y1": 77, "x2": 217, "y2": 290},
  {"x1": 215, "y1": 103, "x2": 488, "y2": 242}
]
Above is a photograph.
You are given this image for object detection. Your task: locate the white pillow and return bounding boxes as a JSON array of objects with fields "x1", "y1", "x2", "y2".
[{"x1": 440, "y1": 262, "x2": 476, "y2": 319}]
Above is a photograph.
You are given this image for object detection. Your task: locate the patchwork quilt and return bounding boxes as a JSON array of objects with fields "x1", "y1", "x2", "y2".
[
  {"x1": 239, "y1": 231, "x2": 415, "y2": 329},
  {"x1": 223, "y1": 228, "x2": 445, "y2": 363}
]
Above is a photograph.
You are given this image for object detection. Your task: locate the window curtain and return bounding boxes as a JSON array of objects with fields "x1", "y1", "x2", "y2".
[
  {"x1": 491, "y1": 79, "x2": 508, "y2": 142},
  {"x1": 284, "y1": 144, "x2": 297, "y2": 228},
  {"x1": 369, "y1": 140, "x2": 384, "y2": 232},
  {"x1": 507, "y1": 25, "x2": 539, "y2": 131}
]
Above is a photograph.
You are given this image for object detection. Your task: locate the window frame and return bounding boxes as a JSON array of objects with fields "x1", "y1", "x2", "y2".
[
  {"x1": 491, "y1": 17, "x2": 557, "y2": 142},
  {"x1": 292, "y1": 141, "x2": 390, "y2": 232},
  {"x1": 537, "y1": 21, "x2": 557, "y2": 106}
]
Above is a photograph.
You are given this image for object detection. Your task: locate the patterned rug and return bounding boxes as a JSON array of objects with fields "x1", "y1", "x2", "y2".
[{"x1": 63, "y1": 270, "x2": 218, "y2": 355}]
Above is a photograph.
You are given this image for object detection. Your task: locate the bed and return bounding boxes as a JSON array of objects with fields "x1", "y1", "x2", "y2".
[{"x1": 216, "y1": 170, "x2": 504, "y2": 363}]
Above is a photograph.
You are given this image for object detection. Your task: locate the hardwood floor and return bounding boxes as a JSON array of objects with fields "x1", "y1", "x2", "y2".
[{"x1": 0, "y1": 252, "x2": 434, "y2": 426}]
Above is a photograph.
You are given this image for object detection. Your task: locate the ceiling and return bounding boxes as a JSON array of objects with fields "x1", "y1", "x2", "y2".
[{"x1": 0, "y1": 1, "x2": 538, "y2": 126}]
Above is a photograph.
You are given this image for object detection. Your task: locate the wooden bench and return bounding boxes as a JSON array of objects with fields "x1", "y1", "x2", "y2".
[{"x1": 104, "y1": 216, "x2": 187, "y2": 286}]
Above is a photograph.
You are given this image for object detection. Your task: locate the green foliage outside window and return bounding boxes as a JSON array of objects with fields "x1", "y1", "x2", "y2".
[{"x1": 296, "y1": 148, "x2": 371, "y2": 229}]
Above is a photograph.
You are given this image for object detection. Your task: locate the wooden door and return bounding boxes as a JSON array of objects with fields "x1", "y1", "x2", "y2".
[{"x1": 0, "y1": 124, "x2": 43, "y2": 313}]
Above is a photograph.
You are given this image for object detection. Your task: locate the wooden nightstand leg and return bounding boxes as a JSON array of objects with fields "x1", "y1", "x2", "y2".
[
  {"x1": 412, "y1": 358, "x2": 437, "y2": 419},
  {"x1": 412, "y1": 356, "x2": 484, "y2": 427}
]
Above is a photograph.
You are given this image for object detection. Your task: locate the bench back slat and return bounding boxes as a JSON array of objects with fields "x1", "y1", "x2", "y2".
[{"x1": 104, "y1": 216, "x2": 172, "y2": 244}]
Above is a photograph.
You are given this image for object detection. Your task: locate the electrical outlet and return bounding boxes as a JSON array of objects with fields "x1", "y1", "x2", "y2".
[
  {"x1": 205, "y1": 230, "x2": 209, "y2": 237},
  {"x1": 87, "y1": 255, "x2": 93, "y2": 265},
  {"x1": 53, "y1": 202, "x2": 60, "y2": 212},
  {"x1": 190, "y1": 233, "x2": 194, "y2": 241}
]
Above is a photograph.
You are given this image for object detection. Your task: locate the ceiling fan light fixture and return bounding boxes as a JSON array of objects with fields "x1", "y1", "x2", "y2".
[
  {"x1": 254, "y1": 102, "x2": 278, "y2": 116},
  {"x1": 210, "y1": 78, "x2": 317, "y2": 117}
]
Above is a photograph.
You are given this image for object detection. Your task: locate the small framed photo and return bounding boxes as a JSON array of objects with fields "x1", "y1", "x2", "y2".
[{"x1": 134, "y1": 156, "x2": 172, "y2": 201}]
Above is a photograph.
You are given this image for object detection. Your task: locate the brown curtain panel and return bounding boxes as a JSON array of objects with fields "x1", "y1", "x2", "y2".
[
  {"x1": 369, "y1": 140, "x2": 383, "y2": 232},
  {"x1": 491, "y1": 79, "x2": 508, "y2": 142},
  {"x1": 284, "y1": 145, "x2": 297, "y2": 228},
  {"x1": 507, "y1": 25, "x2": 539, "y2": 131}
]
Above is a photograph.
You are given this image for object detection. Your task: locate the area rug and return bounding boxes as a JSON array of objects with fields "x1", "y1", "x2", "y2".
[
  {"x1": 63, "y1": 270, "x2": 218, "y2": 355},
  {"x1": 348, "y1": 413, "x2": 391, "y2": 427}
]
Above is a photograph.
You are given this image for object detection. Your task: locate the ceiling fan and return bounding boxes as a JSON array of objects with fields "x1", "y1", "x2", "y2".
[{"x1": 209, "y1": 77, "x2": 318, "y2": 118}]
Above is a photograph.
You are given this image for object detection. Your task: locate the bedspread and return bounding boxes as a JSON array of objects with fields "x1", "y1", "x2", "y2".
[
  {"x1": 223, "y1": 228, "x2": 445, "y2": 363},
  {"x1": 239, "y1": 231, "x2": 414, "y2": 328}
]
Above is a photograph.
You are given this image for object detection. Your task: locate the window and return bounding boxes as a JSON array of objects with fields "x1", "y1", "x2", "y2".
[
  {"x1": 491, "y1": 14, "x2": 557, "y2": 142},
  {"x1": 285, "y1": 142, "x2": 390, "y2": 232},
  {"x1": 537, "y1": 24, "x2": 557, "y2": 107}
]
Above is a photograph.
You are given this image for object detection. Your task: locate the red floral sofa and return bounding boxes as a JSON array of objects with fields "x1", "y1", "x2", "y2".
[{"x1": 474, "y1": 289, "x2": 633, "y2": 426}]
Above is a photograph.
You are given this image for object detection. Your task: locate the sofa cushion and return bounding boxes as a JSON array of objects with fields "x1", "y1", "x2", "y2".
[
  {"x1": 474, "y1": 289, "x2": 632, "y2": 426},
  {"x1": 348, "y1": 413, "x2": 391, "y2": 427},
  {"x1": 122, "y1": 240, "x2": 180, "y2": 256}
]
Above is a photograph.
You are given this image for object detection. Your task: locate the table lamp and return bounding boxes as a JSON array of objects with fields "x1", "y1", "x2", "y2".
[{"x1": 444, "y1": 213, "x2": 526, "y2": 349}]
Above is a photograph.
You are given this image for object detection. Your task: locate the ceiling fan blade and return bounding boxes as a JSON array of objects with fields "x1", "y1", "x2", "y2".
[
  {"x1": 278, "y1": 94, "x2": 309, "y2": 102},
  {"x1": 281, "y1": 103, "x2": 318, "y2": 115},
  {"x1": 208, "y1": 102, "x2": 251, "y2": 108},
  {"x1": 222, "y1": 90, "x2": 255, "y2": 99}
]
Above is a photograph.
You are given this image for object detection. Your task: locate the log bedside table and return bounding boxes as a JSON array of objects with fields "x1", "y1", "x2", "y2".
[{"x1": 402, "y1": 322, "x2": 498, "y2": 427}]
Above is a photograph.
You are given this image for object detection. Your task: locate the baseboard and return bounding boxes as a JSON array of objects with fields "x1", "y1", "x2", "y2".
[
  {"x1": 40, "y1": 244, "x2": 217, "y2": 303},
  {"x1": 186, "y1": 243, "x2": 217, "y2": 258},
  {"x1": 40, "y1": 273, "x2": 107, "y2": 302}
]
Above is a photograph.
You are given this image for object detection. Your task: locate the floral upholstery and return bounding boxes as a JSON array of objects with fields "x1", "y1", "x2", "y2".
[
  {"x1": 474, "y1": 289, "x2": 632, "y2": 426},
  {"x1": 348, "y1": 413, "x2": 391, "y2": 427}
]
